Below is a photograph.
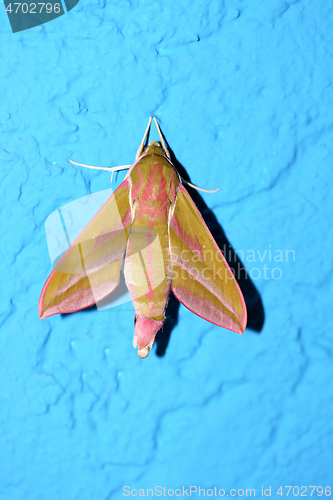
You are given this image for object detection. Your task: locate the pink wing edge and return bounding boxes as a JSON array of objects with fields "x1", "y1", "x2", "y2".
[{"x1": 170, "y1": 183, "x2": 247, "y2": 334}]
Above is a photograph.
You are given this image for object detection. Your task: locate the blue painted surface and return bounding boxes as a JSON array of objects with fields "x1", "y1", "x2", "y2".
[{"x1": 1, "y1": 0, "x2": 333, "y2": 498}]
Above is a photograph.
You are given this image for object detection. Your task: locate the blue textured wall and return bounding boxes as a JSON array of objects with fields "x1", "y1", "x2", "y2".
[{"x1": 1, "y1": 0, "x2": 333, "y2": 498}]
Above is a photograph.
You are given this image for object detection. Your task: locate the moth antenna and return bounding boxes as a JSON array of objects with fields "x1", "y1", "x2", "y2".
[
  {"x1": 181, "y1": 177, "x2": 220, "y2": 194},
  {"x1": 136, "y1": 116, "x2": 152, "y2": 160},
  {"x1": 69, "y1": 159, "x2": 131, "y2": 173},
  {"x1": 152, "y1": 116, "x2": 171, "y2": 160}
]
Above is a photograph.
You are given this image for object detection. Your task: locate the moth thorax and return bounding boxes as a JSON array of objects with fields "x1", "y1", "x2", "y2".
[{"x1": 144, "y1": 142, "x2": 165, "y2": 156}]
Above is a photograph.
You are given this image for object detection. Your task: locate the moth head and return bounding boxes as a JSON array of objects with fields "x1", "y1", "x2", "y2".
[{"x1": 144, "y1": 141, "x2": 168, "y2": 157}]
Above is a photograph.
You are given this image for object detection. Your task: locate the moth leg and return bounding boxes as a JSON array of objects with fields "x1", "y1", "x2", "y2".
[
  {"x1": 181, "y1": 177, "x2": 220, "y2": 193},
  {"x1": 152, "y1": 117, "x2": 171, "y2": 160},
  {"x1": 69, "y1": 160, "x2": 131, "y2": 173},
  {"x1": 136, "y1": 116, "x2": 152, "y2": 160}
]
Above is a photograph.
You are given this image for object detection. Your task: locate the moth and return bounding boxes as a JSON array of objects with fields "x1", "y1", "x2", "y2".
[{"x1": 39, "y1": 117, "x2": 247, "y2": 358}]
